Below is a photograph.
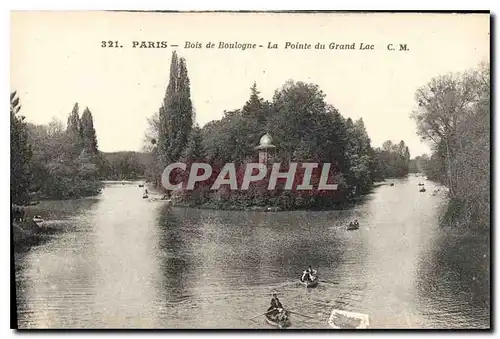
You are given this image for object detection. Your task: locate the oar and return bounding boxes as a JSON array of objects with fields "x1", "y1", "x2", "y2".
[
  {"x1": 321, "y1": 279, "x2": 339, "y2": 285},
  {"x1": 286, "y1": 310, "x2": 315, "y2": 319},
  {"x1": 249, "y1": 309, "x2": 273, "y2": 320}
]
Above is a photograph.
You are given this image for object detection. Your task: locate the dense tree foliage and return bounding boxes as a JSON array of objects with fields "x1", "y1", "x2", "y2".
[
  {"x1": 409, "y1": 155, "x2": 428, "y2": 173},
  {"x1": 373, "y1": 140, "x2": 411, "y2": 179},
  {"x1": 411, "y1": 62, "x2": 490, "y2": 228},
  {"x1": 26, "y1": 103, "x2": 103, "y2": 199},
  {"x1": 100, "y1": 151, "x2": 153, "y2": 180},
  {"x1": 141, "y1": 53, "x2": 412, "y2": 210},
  {"x1": 153, "y1": 78, "x2": 381, "y2": 209},
  {"x1": 66, "y1": 103, "x2": 83, "y2": 157},
  {"x1": 156, "y1": 52, "x2": 194, "y2": 169},
  {"x1": 142, "y1": 51, "x2": 196, "y2": 187},
  {"x1": 81, "y1": 107, "x2": 99, "y2": 155},
  {"x1": 408, "y1": 154, "x2": 443, "y2": 181},
  {"x1": 343, "y1": 118, "x2": 374, "y2": 194},
  {"x1": 11, "y1": 91, "x2": 32, "y2": 205},
  {"x1": 181, "y1": 125, "x2": 204, "y2": 162}
]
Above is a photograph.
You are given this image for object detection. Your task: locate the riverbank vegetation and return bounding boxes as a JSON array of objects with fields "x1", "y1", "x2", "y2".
[
  {"x1": 11, "y1": 95, "x2": 156, "y2": 205},
  {"x1": 26, "y1": 103, "x2": 104, "y2": 200},
  {"x1": 100, "y1": 151, "x2": 153, "y2": 180},
  {"x1": 411, "y1": 62, "x2": 490, "y2": 229},
  {"x1": 372, "y1": 140, "x2": 411, "y2": 179},
  {"x1": 145, "y1": 52, "x2": 413, "y2": 210},
  {"x1": 11, "y1": 91, "x2": 32, "y2": 206}
]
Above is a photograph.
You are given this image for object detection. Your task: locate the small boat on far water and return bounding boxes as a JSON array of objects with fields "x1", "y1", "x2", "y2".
[
  {"x1": 347, "y1": 221, "x2": 360, "y2": 230},
  {"x1": 419, "y1": 188, "x2": 426, "y2": 193},
  {"x1": 32, "y1": 215, "x2": 44, "y2": 223},
  {"x1": 142, "y1": 194, "x2": 148, "y2": 199},
  {"x1": 138, "y1": 184, "x2": 144, "y2": 188}
]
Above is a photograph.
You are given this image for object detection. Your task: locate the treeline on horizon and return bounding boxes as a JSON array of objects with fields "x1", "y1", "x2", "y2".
[{"x1": 143, "y1": 51, "x2": 412, "y2": 210}]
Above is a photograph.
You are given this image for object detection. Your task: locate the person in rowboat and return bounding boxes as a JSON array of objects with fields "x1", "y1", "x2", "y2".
[
  {"x1": 276, "y1": 309, "x2": 288, "y2": 322},
  {"x1": 270, "y1": 294, "x2": 283, "y2": 309},
  {"x1": 268, "y1": 294, "x2": 283, "y2": 316},
  {"x1": 301, "y1": 269, "x2": 310, "y2": 282},
  {"x1": 308, "y1": 265, "x2": 317, "y2": 280},
  {"x1": 302, "y1": 266, "x2": 317, "y2": 281}
]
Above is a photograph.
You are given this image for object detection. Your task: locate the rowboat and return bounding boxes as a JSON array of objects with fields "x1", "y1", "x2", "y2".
[
  {"x1": 265, "y1": 310, "x2": 291, "y2": 329},
  {"x1": 419, "y1": 188, "x2": 426, "y2": 192},
  {"x1": 32, "y1": 215, "x2": 44, "y2": 223},
  {"x1": 142, "y1": 194, "x2": 149, "y2": 199},
  {"x1": 299, "y1": 275, "x2": 319, "y2": 288},
  {"x1": 346, "y1": 224, "x2": 359, "y2": 230}
]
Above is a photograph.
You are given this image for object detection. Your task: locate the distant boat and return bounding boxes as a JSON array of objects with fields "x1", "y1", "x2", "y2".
[
  {"x1": 142, "y1": 194, "x2": 148, "y2": 199},
  {"x1": 347, "y1": 222, "x2": 360, "y2": 230},
  {"x1": 419, "y1": 188, "x2": 426, "y2": 193},
  {"x1": 32, "y1": 215, "x2": 44, "y2": 223},
  {"x1": 418, "y1": 183, "x2": 425, "y2": 186},
  {"x1": 138, "y1": 184, "x2": 144, "y2": 188}
]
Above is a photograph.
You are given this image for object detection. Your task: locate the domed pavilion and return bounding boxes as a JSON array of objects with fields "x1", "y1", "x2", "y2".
[{"x1": 255, "y1": 133, "x2": 276, "y2": 164}]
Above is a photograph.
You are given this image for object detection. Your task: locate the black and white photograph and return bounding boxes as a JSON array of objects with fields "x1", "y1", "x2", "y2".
[{"x1": 10, "y1": 11, "x2": 490, "y2": 329}]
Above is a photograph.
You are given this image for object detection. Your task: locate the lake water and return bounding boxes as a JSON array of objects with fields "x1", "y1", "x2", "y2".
[{"x1": 14, "y1": 175, "x2": 490, "y2": 329}]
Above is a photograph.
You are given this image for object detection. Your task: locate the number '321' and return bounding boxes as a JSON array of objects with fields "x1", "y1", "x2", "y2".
[{"x1": 101, "y1": 41, "x2": 121, "y2": 48}]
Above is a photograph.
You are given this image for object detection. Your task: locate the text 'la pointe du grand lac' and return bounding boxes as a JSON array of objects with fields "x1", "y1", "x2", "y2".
[{"x1": 125, "y1": 41, "x2": 379, "y2": 50}]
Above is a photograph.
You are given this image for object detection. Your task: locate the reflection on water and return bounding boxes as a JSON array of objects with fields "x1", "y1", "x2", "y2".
[{"x1": 15, "y1": 176, "x2": 490, "y2": 329}]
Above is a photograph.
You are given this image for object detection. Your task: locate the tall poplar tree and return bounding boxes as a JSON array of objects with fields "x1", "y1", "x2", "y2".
[
  {"x1": 157, "y1": 51, "x2": 194, "y2": 167},
  {"x1": 176, "y1": 57, "x2": 194, "y2": 158},
  {"x1": 81, "y1": 107, "x2": 99, "y2": 155},
  {"x1": 66, "y1": 102, "x2": 83, "y2": 157}
]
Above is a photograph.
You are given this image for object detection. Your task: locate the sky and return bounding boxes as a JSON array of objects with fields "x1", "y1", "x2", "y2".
[{"x1": 11, "y1": 11, "x2": 489, "y2": 157}]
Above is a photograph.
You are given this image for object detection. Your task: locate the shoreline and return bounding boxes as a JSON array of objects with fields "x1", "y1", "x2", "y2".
[
  {"x1": 147, "y1": 179, "x2": 395, "y2": 212},
  {"x1": 163, "y1": 193, "x2": 372, "y2": 212}
]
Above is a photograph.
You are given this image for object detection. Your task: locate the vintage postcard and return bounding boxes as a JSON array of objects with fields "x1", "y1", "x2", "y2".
[{"x1": 11, "y1": 11, "x2": 490, "y2": 329}]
